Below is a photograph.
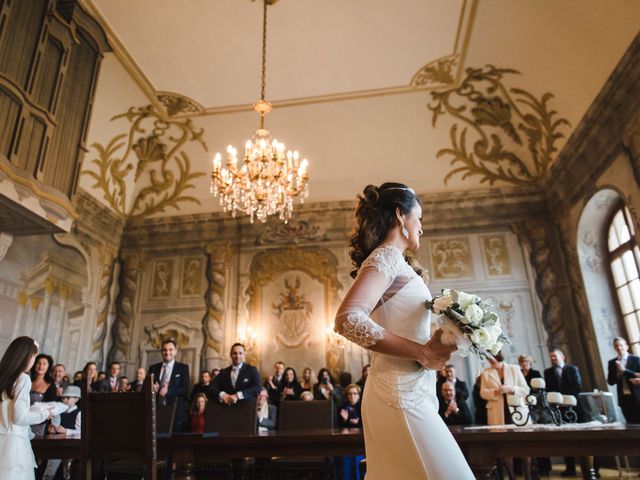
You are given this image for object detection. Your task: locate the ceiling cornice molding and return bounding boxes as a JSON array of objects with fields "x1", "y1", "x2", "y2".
[
  {"x1": 545, "y1": 32, "x2": 640, "y2": 210},
  {"x1": 81, "y1": 0, "x2": 478, "y2": 119},
  {"x1": 79, "y1": 0, "x2": 168, "y2": 119}
]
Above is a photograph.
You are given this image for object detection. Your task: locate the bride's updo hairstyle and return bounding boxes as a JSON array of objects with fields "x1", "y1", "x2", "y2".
[{"x1": 349, "y1": 182, "x2": 423, "y2": 278}]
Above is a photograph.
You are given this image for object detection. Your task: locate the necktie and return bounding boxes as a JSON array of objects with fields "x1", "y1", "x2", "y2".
[
  {"x1": 231, "y1": 366, "x2": 239, "y2": 388},
  {"x1": 160, "y1": 364, "x2": 169, "y2": 385},
  {"x1": 555, "y1": 366, "x2": 562, "y2": 386}
]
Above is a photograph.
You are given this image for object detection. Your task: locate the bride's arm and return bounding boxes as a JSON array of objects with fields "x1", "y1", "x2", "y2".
[{"x1": 335, "y1": 264, "x2": 454, "y2": 370}]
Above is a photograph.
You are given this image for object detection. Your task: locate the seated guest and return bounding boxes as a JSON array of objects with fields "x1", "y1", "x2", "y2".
[
  {"x1": 437, "y1": 364, "x2": 469, "y2": 401},
  {"x1": 339, "y1": 384, "x2": 362, "y2": 428},
  {"x1": 43, "y1": 385, "x2": 82, "y2": 480},
  {"x1": 518, "y1": 354, "x2": 542, "y2": 387},
  {"x1": 74, "y1": 362, "x2": 98, "y2": 391},
  {"x1": 257, "y1": 387, "x2": 277, "y2": 432},
  {"x1": 52, "y1": 364, "x2": 68, "y2": 399},
  {"x1": 118, "y1": 376, "x2": 130, "y2": 392},
  {"x1": 72, "y1": 371, "x2": 82, "y2": 385},
  {"x1": 300, "y1": 391, "x2": 314, "y2": 402},
  {"x1": 96, "y1": 371, "x2": 107, "y2": 383},
  {"x1": 130, "y1": 368, "x2": 146, "y2": 392},
  {"x1": 148, "y1": 339, "x2": 190, "y2": 431},
  {"x1": 338, "y1": 371, "x2": 353, "y2": 390},
  {"x1": 190, "y1": 370, "x2": 212, "y2": 402},
  {"x1": 438, "y1": 381, "x2": 472, "y2": 426},
  {"x1": 313, "y1": 368, "x2": 342, "y2": 406},
  {"x1": 264, "y1": 361, "x2": 285, "y2": 405},
  {"x1": 300, "y1": 367, "x2": 314, "y2": 392},
  {"x1": 278, "y1": 367, "x2": 303, "y2": 402},
  {"x1": 210, "y1": 343, "x2": 261, "y2": 404},
  {"x1": 355, "y1": 364, "x2": 369, "y2": 393},
  {"x1": 96, "y1": 361, "x2": 121, "y2": 392},
  {"x1": 189, "y1": 393, "x2": 207, "y2": 433},
  {"x1": 337, "y1": 384, "x2": 365, "y2": 480},
  {"x1": 211, "y1": 368, "x2": 220, "y2": 379}
]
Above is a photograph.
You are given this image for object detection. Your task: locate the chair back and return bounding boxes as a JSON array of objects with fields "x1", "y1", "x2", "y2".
[
  {"x1": 204, "y1": 398, "x2": 257, "y2": 435},
  {"x1": 277, "y1": 400, "x2": 334, "y2": 431},
  {"x1": 80, "y1": 374, "x2": 157, "y2": 480},
  {"x1": 157, "y1": 397, "x2": 177, "y2": 435}
]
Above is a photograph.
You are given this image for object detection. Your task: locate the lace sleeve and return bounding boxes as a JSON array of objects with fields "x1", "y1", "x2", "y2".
[{"x1": 335, "y1": 246, "x2": 410, "y2": 348}]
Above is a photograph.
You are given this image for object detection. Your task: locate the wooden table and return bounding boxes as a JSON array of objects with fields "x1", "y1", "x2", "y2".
[{"x1": 33, "y1": 424, "x2": 640, "y2": 479}]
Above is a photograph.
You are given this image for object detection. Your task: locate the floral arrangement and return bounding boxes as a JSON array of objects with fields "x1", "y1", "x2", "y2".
[{"x1": 425, "y1": 289, "x2": 510, "y2": 363}]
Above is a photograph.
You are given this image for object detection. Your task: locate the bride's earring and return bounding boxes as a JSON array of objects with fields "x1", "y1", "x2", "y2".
[{"x1": 401, "y1": 224, "x2": 409, "y2": 239}]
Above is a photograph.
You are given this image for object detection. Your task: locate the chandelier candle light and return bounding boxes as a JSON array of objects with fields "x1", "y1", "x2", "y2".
[{"x1": 210, "y1": 0, "x2": 309, "y2": 223}]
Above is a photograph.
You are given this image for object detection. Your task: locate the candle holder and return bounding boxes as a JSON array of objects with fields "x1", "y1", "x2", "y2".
[{"x1": 509, "y1": 387, "x2": 578, "y2": 427}]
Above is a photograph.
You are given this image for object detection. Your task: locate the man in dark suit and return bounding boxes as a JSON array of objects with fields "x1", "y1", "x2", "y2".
[
  {"x1": 438, "y1": 381, "x2": 472, "y2": 426},
  {"x1": 148, "y1": 339, "x2": 190, "y2": 431},
  {"x1": 96, "y1": 361, "x2": 121, "y2": 393},
  {"x1": 190, "y1": 370, "x2": 212, "y2": 403},
  {"x1": 436, "y1": 364, "x2": 469, "y2": 402},
  {"x1": 607, "y1": 337, "x2": 640, "y2": 424},
  {"x1": 129, "y1": 368, "x2": 146, "y2": 392},
  {"x1": 544, "y1": 348, "x2": 582, "y2": 477},
  {"x1": 210, "y1": 343, "x2": 261, "y2": 404}
]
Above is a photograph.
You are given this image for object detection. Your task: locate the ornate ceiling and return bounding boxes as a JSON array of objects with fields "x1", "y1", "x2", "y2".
[{"x1": 79, "y1": 0, "x2": 640, "y2": 217}]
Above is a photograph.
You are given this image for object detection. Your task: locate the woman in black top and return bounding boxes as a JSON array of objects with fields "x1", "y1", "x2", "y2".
[
  {"x1": 313, "y1": 368, "x2": 342, "y2": 406},
  {"x1": 518, "y1": 354, "x2": 542, "y2": 387},
  {"x1": 278, "y1": 367, "x2": 302, "y2": 401}
]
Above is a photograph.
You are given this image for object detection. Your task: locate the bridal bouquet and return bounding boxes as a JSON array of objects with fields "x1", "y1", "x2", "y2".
[{"x1": 425, "y1": 289, "x2": 510, "y2": 363}]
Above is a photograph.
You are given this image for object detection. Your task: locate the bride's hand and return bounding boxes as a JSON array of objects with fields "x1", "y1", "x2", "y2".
[{"x1": 417, "y1": 330, "x2": 456, "y2": 370}]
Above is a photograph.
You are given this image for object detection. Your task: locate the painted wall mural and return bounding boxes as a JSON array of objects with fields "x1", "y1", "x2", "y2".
[
  {"x1": 428, "y1": 65, "x2": 570, "y2": 185},
  {"x1": 481, "y1": 234, "x2": 512, "y2": 276},
  {"x1": 429, "y1": 238, "x2": 473, "y2": 279},
  {"x1": 83, "y1": 105, "x2": 206, "y2": 219}
]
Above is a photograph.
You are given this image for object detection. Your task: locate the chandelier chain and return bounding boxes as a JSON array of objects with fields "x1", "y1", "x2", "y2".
[{"x1": 261, "y1": 0, "x2": 268, "y2": 102}]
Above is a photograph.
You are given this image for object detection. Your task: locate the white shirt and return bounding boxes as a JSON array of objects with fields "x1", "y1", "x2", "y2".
[{"x1": 219, "y1": 363, "x2": 245, "y2": 402}]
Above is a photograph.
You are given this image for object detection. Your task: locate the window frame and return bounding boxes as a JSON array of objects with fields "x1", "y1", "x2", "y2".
[{"x1": 604, "y1": 200, "x2": 640, "y2": 353}]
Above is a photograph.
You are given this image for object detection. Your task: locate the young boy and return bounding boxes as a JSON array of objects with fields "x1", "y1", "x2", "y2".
[{"x1": 43, "y1": 385, "x2": 81, "y2": 480}]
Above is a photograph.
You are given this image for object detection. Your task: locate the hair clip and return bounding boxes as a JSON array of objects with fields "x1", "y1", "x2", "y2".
[
  {"x1": 34, "y1": 340, "x2": 40, "y2": 349},
  {"x1": 385, "y1": 186, "x2": 415, "y2": 195}
]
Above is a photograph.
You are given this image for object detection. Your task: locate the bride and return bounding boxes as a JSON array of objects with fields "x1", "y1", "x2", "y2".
[{"x1": 335, "y1": 182, "x2": 474, "y2": 479}]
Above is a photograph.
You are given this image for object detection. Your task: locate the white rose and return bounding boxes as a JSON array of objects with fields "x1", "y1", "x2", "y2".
[
  {"x1": 432, "y1": 296, "x2": 453, "y2": 314},
  {"x1": 463, "y1": 303, "x2": 484, "y2": 326},
  {"x1": 489, "y1": 342, "x2": 503, "y2": 356},
  {"x1": 486, "y1": 324, "x2": 502, "y2": 343},
  {"x1": 470, "y1": 327, "x2": 491, "y2": 348},
  {"x1": 457, "y1": 291, "x2": 477, "y2": 309}
]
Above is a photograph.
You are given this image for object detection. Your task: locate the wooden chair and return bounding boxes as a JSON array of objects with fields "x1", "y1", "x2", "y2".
[
  {"x1": 277, "y1": 400, "x2": 335, "y2": 431},
  {"x1": 204, "y1": 398, "x2": 258, "y2": 435},
  {"x1": 272, "y1": 400, "x2": 335, "y2": 480},
  {"x1": 80, "y1": 374, "x2": 157, "y2": 480},
  {"x1": 156, "y1": 397, "x2": 177, "y2": 436},
  {"x1": 196, "y1": 399, "x2": 258, "y2": 478}
]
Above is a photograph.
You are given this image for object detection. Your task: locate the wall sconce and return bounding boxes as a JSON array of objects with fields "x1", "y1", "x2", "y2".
[
  {"x1": 326, "y1": 325, "x2": 345, "y2": 350},
  {"x1": 238, "y1": 325, "x2": 258, "y2": 352}
]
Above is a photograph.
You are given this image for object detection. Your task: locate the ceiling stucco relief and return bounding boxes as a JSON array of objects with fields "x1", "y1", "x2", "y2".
[
  {"x1": 428, "y1": 65, "x2": 570, "y2": 186},
  {"x1": 83, "y1": 105, "x2": 207, "y2": 219}
]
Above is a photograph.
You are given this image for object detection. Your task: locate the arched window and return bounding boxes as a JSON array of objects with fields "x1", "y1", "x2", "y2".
[{"x1": 607, "y1": 204, "x2": 640, "y2": 354}]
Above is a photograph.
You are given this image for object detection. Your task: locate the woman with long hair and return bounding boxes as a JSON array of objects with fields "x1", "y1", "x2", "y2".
[
  {"x1": 29, "y1": 353, "x2": 56, "y2": 436},
  {"x1": 189, "y1": 393, "x2": 207, "y2": 433},
  {"x1": 300, "y1": 367, "x2": 314, "y2": 392},
  {"x1": 0, "y1": 337, "x2": 53, "y2": 480},
  {"x1": 312, "y1": 368, "x2": 342, "y2": 406},
  {"x1": 278, "y1": 367, "x2": 303, "y2": 401},
  {"x1": 334, "y1": 182, "x2": 473, "y2": 479}
]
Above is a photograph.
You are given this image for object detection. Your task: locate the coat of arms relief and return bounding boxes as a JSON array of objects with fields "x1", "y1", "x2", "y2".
[{"x1": 272, "y1": 274, "x2": 313, "y2": 348}]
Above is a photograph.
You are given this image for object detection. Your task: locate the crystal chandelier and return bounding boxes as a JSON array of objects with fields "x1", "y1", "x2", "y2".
[{"x1": 210, "y1": 0, "x2": 309, "y2": 223}]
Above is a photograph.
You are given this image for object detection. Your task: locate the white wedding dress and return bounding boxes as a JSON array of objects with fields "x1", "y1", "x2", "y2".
[{"x1": 336, "y1": 245, "x2": 474, "y2": 479}]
